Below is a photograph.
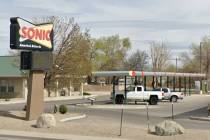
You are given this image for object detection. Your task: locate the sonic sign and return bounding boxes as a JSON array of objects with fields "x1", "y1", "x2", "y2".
[{"x1": 10, "y1": 17, "x2": 53, "y2": 51}]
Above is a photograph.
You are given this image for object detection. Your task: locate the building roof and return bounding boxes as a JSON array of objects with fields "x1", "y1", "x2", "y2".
[
  {"x1": 0, "y1": 56, "x2": 25, "y2": 77},
  {"x1": 92, "y1": 71, "x2": 206, "y2": 78}
]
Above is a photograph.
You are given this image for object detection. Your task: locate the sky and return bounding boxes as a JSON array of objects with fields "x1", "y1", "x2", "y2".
[{"x1": 1, "y1": 0, "x2": 210, "y2": 57}]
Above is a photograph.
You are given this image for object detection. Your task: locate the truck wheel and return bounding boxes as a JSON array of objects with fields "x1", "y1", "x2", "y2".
[
  {"x1": 115, "y1": 96, "x2": 124, "y2": 104},
  {"x1": 170, "y1": 96, "x2": 178, "y2": 102},
  {"x1": 149, "y1": 96, "x2": 158, "y2": 105}
]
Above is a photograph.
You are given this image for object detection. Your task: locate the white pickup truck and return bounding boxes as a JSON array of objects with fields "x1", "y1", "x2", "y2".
[
  {"x1": 153, "y1": 88, "x2": 184, "y2": 102},
  {"x1": 111, "y1": 86, "x2": 164, "y2": 105}
]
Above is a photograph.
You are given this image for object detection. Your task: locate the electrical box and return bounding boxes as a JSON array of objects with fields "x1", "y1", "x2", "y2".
[
  {"x1": 20, "y1": 51, "x2": 53, "y2": 71},
  {"x1": 20, "y1": 51, "x2": 32, "y2": 70},
  {"x1": 31, "y1": 52, "x2": 53, "y2": 71}
]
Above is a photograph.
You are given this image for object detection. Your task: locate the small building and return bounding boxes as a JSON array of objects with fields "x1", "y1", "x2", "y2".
[
  {"x1": 0, "y1": 56, "x2": 83, "y2": 98},
  {"x1": 0, "y1": 56, "x2": 27, "y2": 99}
]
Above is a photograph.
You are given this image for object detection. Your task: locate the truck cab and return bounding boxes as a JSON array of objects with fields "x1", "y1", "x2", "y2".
[
  {"x1": 154, "y1": 88, "x2": 184, "y2": 102},
  {"x1": 112, "y1": 85, "x2": 164, "y2": 105}
]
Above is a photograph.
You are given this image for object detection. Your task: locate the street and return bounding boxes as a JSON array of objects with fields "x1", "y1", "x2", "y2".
[
  {"x1": 67, "y1": 95, "x2": 210, "y2": 130},
  {"x1": 0, "y1": 94, "x2": 210, "y2": 130}
]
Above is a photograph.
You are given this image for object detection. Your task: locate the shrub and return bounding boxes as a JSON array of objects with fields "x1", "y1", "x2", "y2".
[
  {"x1": 83, "y1": 92, "x2": 91, "y2": 95},
  {"x1": 59, "y1": 105, "x2": 68, "y2": 114}
]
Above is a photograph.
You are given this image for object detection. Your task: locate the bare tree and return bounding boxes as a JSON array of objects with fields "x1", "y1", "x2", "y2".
[
  {"x1": 33, "y1": 17, "x2": 92, "y2": 96},
  {"x1": 124, "y1": 49, "x2": 149, "y2": 71},
  {"x1": 199, "y1": 37, "x2": 210, "y2": 75},
  {"x1": 150, "y1": 41, "x2": 170, "y2": 71}
]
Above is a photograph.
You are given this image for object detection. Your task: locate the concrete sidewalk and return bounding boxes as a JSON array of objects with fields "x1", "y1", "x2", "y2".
[
  {"x1": 0, "y1": 129, "x2": 127, "y2": 140},
  {"x1": 1, "y1": 128, "x2": 210, "y2": 140},
  {"x1": 0, "y1": 91, "x2": 111, "y2": 105},
  {"x1": 0, "y1": 95, "x2": 97, "y2": 105},
  {"x1": 189, "y1": 116, "x2": 210, "y2": 121},
  {"x1": 77, "y1": 104, "x2": 159, "y2": 109}
]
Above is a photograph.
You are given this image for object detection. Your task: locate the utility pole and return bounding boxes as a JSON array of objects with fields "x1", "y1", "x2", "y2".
[
  {"x1": 200, "y1": 42, "x2": 202, "y2": 73},
  {"x1": 169, "y1": 58, "x2": 181, "y2": 72},
  {"x1": 207, "y1": 48, "x2": 209, "y2": 74},
  {"x1": 176, "y1": 58, "x2": 178, "y2": 73}
]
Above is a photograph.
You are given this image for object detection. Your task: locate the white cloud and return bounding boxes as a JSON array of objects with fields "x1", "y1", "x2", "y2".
[
  {"x1": 1, "y1": 0, "x2": 210, "y2": 56},
  {"x1": 14, "y1": 0, "x2": 80, "y2": 14}
]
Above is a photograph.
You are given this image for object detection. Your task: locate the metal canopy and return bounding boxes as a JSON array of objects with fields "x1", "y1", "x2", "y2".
[{"x1": 92, "y1": 71, "x2": 206, "y2": 78}]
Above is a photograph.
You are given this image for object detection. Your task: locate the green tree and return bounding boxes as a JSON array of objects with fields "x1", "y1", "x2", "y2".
[
  {"x1": 180, "y1": 36, "x2": 210, "y2": 75},
  {"x1": 165, "y1": 64, "x2": 176, "y2": 72},
  {"x1": 124, "y1": 50, "x2": 149, "y2": 71},
  {"x1": 92, "y1": 35, "x2": 131, "y2": 71},
  {"x1": 180, "y1": 51, "x2": 199, "y2": 73}
]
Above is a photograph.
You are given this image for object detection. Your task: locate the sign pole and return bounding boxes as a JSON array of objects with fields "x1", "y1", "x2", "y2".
[
  {"x1": 26, "y1": 70, "x2": 44, "y2": 120},
  {"x1": 119, "y1": 108, "x2": 124, "y2": 136},
  {"x1": 146, "y1": 102, "x2": 150, "y2": 133},
  {"x1": 171, "y1": 101, "x2": 174, "y2": 120},
  {"x1": 10, "y1": 17, "x2": 53, "y2": 121}
]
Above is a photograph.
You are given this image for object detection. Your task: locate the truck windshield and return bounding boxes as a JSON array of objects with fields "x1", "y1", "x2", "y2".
[
  {"x1": 137, "y1": 87, "x2": 142, "y2": 91},
  {"x1": 153, "y1": 88, "x2": 160, "y2": 91},
  {"x1": 162, "y1": 88, "x2": 168, "y2": 93}
]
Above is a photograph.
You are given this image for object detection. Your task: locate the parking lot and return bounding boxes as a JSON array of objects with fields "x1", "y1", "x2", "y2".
[
  {"x1": 67, "y1": 94, "x2": 210, "y2": 130},
  {"x1": 61, "y1": 94, "x2": 210, "y2": 139}
]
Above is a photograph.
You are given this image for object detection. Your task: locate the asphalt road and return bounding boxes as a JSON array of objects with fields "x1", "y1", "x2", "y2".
[
  {"x1": 67, "y1": 95, "x2": 210, "y2": 130},
  {"x1": 0, "y1": 94, "x2": 210, "y2": 130}
]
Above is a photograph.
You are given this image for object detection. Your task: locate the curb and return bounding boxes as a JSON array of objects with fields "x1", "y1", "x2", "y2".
[
  {"x1": 0, "y1": 100, "x2": 26, "y2": 105},
  {"x1": 60, "y1": 114, "x2": 86, "y2": 122},
  {"x1": 45, "y1": 95, "x2": 97, "y2": 102},
  {"x1": 189, "y1": 116, "x2": 210, "y2": 121},
  {"x1": 0, "y1": 95, "x2": 98, "y2": 105},
  {"x1": 76, "y1": 104, "x2": 159, "y2": 109},
  {"x1": 0, "y1": 129, "x2": 126, "y2": 140}
]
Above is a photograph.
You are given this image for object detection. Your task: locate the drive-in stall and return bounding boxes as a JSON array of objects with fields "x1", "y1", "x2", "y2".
[{"x1": 92, "y1": 71, "x2": 206, "y2": 104}]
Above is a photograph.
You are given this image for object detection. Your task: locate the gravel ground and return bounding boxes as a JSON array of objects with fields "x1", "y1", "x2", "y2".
[{"x1": 0, "y1": 111, "x2": 209, "y2": 140}]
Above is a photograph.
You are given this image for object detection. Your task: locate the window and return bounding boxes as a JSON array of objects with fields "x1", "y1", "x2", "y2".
[
  {"x1": 153, "y1": 88, "x2": 160, "y2": 91},
  {"x1": 8, "y1": 86, "x2": 14, "y2": 93},
  {"x1": 137, "y1": 87, "x2": 142, "y2": 91},
  {"x1": 0, "y1": 86, "x2": 7, "y2": 92},
  {"x1": 0, "y1": 80, "x2": 15, "y2": 93},
  {"x1": 162, "y1": 88, "x2": 168, "y2": 93}
]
